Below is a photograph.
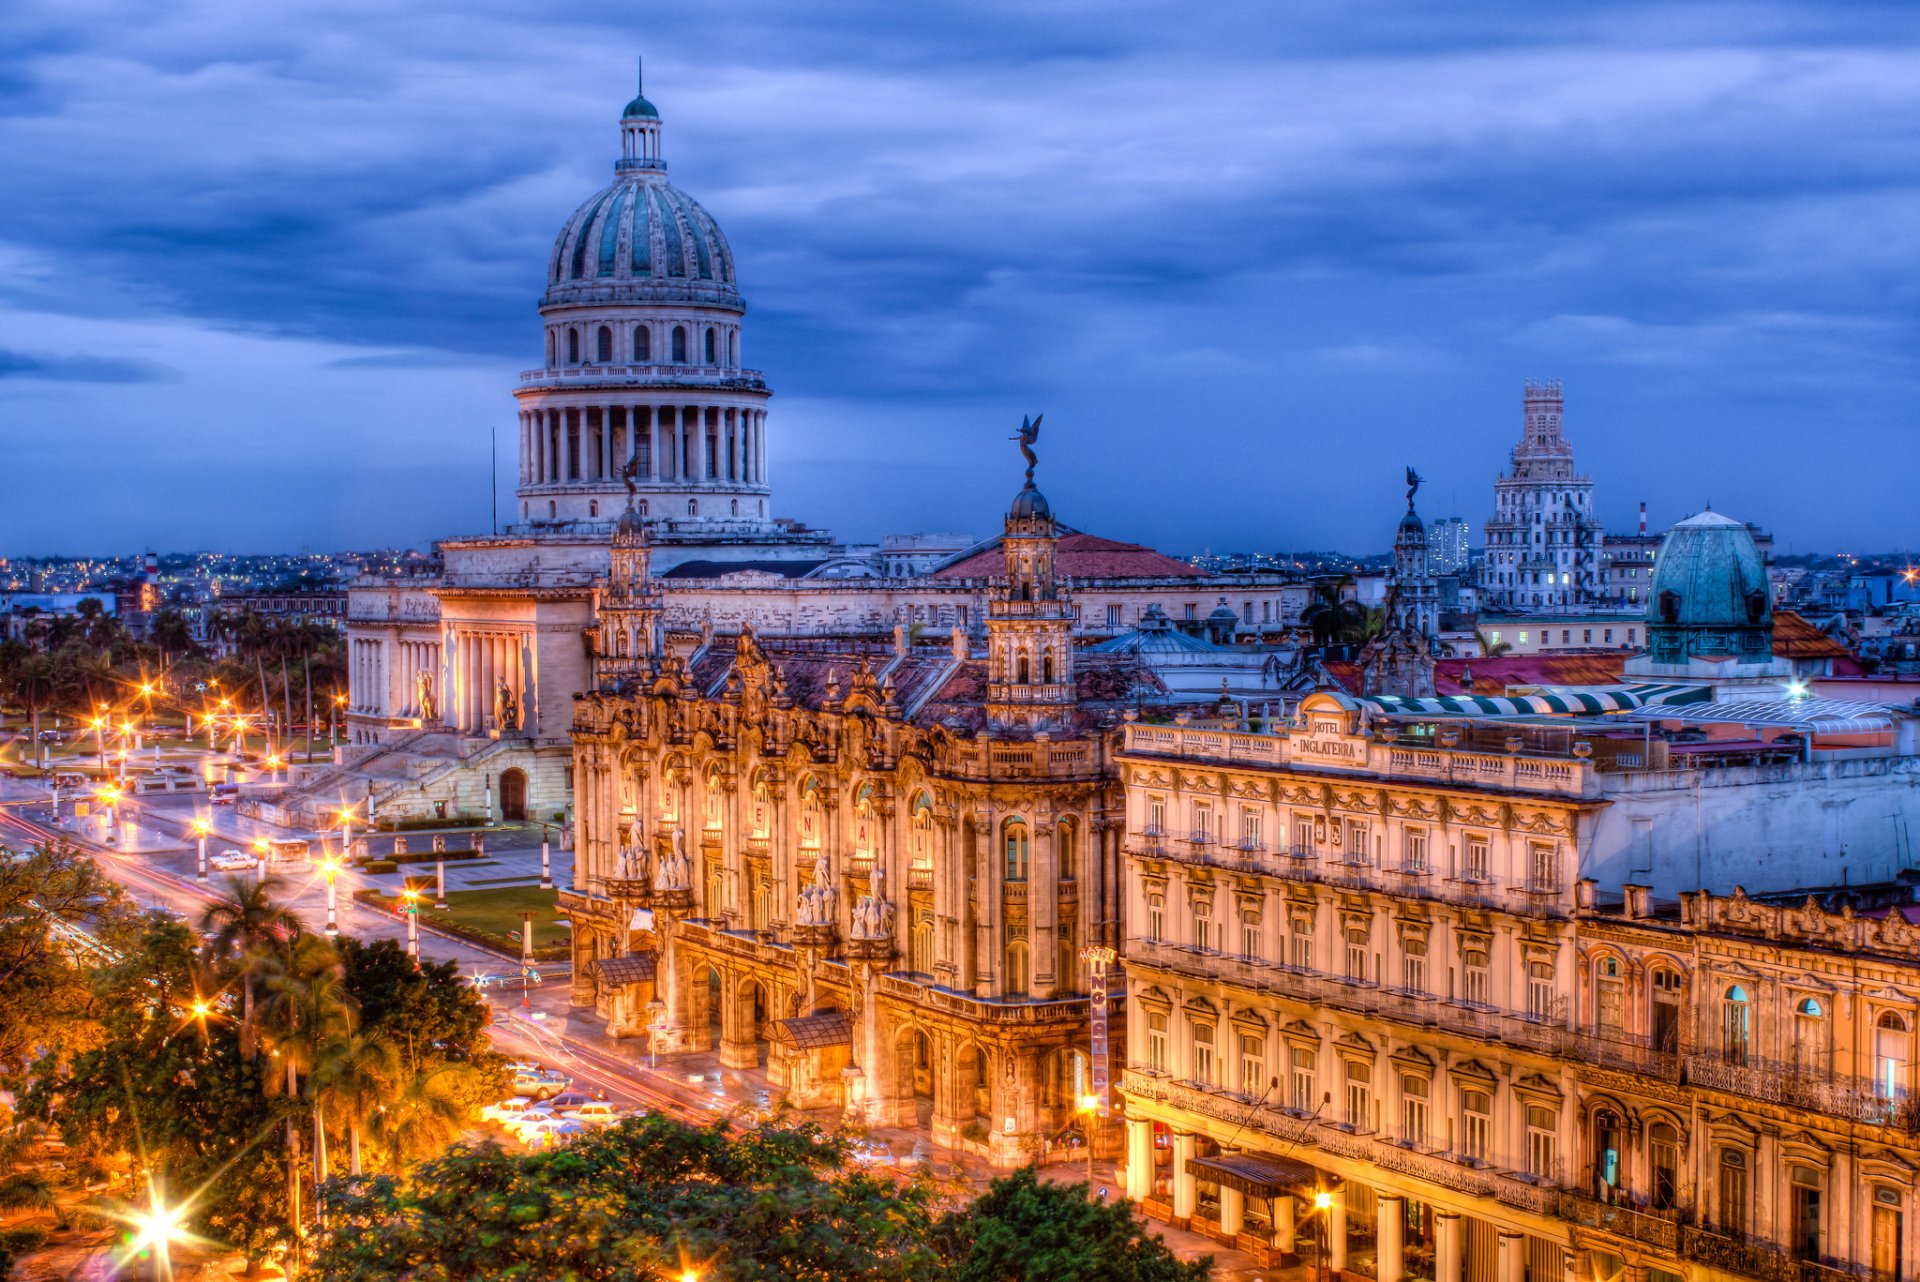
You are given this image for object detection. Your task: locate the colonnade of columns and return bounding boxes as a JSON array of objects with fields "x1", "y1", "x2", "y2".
[
  {"x1": 1123, "y1": 1122, "x2": 1567, "y2": 1282},
  {"x1": 391, "y1": 640, "x2": 441, "y2": 718},
  {"x1": 447, "y1": 630, "x2": 528, "y2": 735},
  {"x1": 349, "y1": 638, "x2": 384, "y2": 714},
  {"x1": 519, "y1": 403, "x2": 767, "y2": 489}
]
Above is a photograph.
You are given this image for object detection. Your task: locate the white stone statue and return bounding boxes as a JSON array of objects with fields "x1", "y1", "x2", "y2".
[
  {"x1": 654, "y1": 827, "x2": 692, "y2": 893},
  {"x1": 795, "y1": 855, "x2": 837, "y2": 927},
  {"x1": 618, "y1": 819, "x2": 648, "y2": 882},
  {"x1": 850, "y1": 862, "x2": 895, "y2": 942},
  {"x1": 416, "y1": 670, "x2": 437, "y2": 720}
]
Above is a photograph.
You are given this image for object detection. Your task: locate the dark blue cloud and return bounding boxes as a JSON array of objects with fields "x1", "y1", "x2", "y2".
[
  {"x1": 0, "y1": 347, "x2": 177, "y2": 382},
  {"x1": 0, "y1": 0, "x2": 1917, "y2": 555}
]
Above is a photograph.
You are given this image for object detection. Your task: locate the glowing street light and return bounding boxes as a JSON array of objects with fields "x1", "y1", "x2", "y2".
[
  {"x1": 251, "y1": 837, "x2": 271, "y2": 878},
  {"x1": 319, "y1": 856, "x2": 342, "y2": 936},
  {"x1": 401, "y1": 887, "x2": 421, "y2": 963},
  {"x1": 1077, "y1": 1093, "x2": 1100, "y2": 1187},
  {"x1": 191, "y1": 818, "x2": 210, "y2": 881}
]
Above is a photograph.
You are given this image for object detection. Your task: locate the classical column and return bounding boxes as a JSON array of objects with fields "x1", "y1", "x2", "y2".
[
  {"x1": 1376, "y1": 1194, "x2": 1404, "y2": 1282},
  {"x1": 1171, "y1": 1133, "x2": 1197, "y2": 1222},
  {"x1": 1328, "y1": 1196, "x2": 1348, "y2": 1273},
  {"x1": 1496, "y1": 1232, "x2": 1526, "y2": 1282},
  {"x1": 1273, "y1": 1193, "x2": 1295, "y2": 1252},
  {"x1": 1220, "y1": 1182, "x2": 1245, "y2": 1238},
  {"x1": 1125, "y1": 1120, "x2": 1152, "y2": 1201},
  {"x1": 1434, "y1": 1212, "x2": 1462, "y2": 1282}
]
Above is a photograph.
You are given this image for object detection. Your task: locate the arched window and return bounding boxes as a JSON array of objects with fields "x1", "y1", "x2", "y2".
[
  {"x1": 672, "y1": 325, "x2": 688, "y2": 363},
  {"x1": 1015, "y1": 654, "x2": 1030, "y2": 683},
  {"x1": 852, "y1": 783, "x2": 876, "y2": 857},
  {"x1": 638, "y1": 499, "x2": 649, "y2": 516},
  {"x1": 1649, "y1": 1122, "x2": 1681, "y2": 1209},
  {"x1": 704, "y1": 327, "x2": 716, "y2": 363},
  {"x1": 1056, "y1": 816, "x2": 1076, "y2": 883},
  {"x1": 546, "y1": 331, "x2": 556, "y2": 366},
  {"x1": 1876, "y1": 1010, "x2": 1910, "y2": 1100},
  {"x1": 1794, "y1": 997, "x2": 1824, "y2": 1067},
  {"x1": 688, "y1": 499, "x2": 698, "y2": 516},
  {"x1": 1042, "y1": 651, "x2": 1054, "y2": 683},
  {"x1": 909, "y1": 791, "x2": 934, "y2": 867},
  {"x1": 1005, "y1": 939, "x2": 1029, "y2": 994},
  {"x1": 1593, "y1": 1108, "x2": 1624, "y2": 1192},
  {"x1": 728, "y1": 330, "x2": 737, "y2": 364},
  {"x1": 912, "y1": 918, "x2": 934, "y2": 974},
  {"x1": 1722, "y1": 985, "x2": 1751, "y2": 1065},
  {"x1": 730, "y1": 499, "x2": 739, "y2": 516},
  {"x1": 567, "y1": 328, "x2": 580, "y2": 363},
  {"x1": 588, "y1": 500, "x2": 598, "y2": 517},
  {"x1": 635, "y1": 325, "x2": 651, "y2": 361},
  {"x1": 596, "y1": 326, "x2": 612, "y2": 362},
  {"x1": 1003, "y1": 818, "x2": 1029, "y2": 882},
  {"x1": 547, "y1": 500, "x2": 556, "y2": 518},
  {"x1": 1596, "y1": 956, "x2": 1625, "y2": 1035}
]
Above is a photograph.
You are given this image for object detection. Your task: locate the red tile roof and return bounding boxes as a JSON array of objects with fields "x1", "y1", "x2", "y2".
[
  {"x1": 1435, "y1": 654, "x2": 1629, "y2": 694},
  {"x1": 1772, "y1": 610, "x2": 1854, "y2": 661},
  {"x1": 932, "y1": 533, "x2": 1203, "y2": 580}
]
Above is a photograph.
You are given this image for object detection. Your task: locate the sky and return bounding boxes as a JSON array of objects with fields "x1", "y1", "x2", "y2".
[{"x1": 1, "y1": 1, "x2": 1917, "y2": 558}]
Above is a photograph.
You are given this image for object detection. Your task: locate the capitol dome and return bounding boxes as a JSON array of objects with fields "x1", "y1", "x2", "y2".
[
  {"x1": 544, "y1": 180, "x2": 736, "y2": 303},
  {"x1": 1645, "y1": 509, "x2": 1773, "y2": 664}
]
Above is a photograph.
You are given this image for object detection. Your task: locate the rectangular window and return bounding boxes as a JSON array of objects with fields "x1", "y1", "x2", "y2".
[
  {"x1": 1293, "y1": 817, "x2": 1315, "y2": 856},
  {"x1": 1463, "y1": 946, "x2": 1491, "y2": 1007},
  {"x1": 1345, "y1": 926, "x2": 1369, "y2": 983},
  {"x1": 1240, "y1": 808, "x2": 1262, "y2": 850},
  {"x1": 1463, "y1": 835, "x2": 1490, "y2": 882},
  {"x1": 1105, "y1": 603, "x2": 1121, "y2": 627},
  {"x1": 1562, "y1": 630, "x2": 1571, "y2": 644},
  {"x1": 1461, "y1": 1089, "x2": 1491, "y2": 1162},
  {"x1": 1583, "y1": 629, "x2": 1592, "y2": 644},
  {"x1": 1146, "y1": 796, "x2": 1165, "y2": 836},
  {"x1": 1527, "y1": 1105, "x2": 1558, "y2": 1180},
  {"x1": 1183, "y1": 603, "x2": 1197, "y2": 622},
  {"x1": 1604, "y1": 628, "x2": 1613, "y2": 643},
  {"x1": 1528, "y1": 961, "x2": 1555, "y2": 1021},
  {"x1": 1241, "y1": 912, "x2": 1261, "y2": 961},
  {"x1": 1193, "y1": 908, "x2": 1214, "y2": 954},
  {"x1": 1401, "y1": 1075, "x2": 1429, "y2": 1147},
  {"x1": 1192, "y1": 1023, "x2": 1215, "y2": 1086},
  {"x1": 1146, "y1": 894, "x2": 1165, "y2": 942},
  {"x1": 1402, "y1": 937, "x2": 1428, "y2": 995},
  {"x1": 1290, "y1": 1046, "x2": 1317, "y2": 1113},
  {"x1": 1190, "y1": 803, "x2": 1213, "y2": 843},
  {"x1": 1289, "y1": 914, "x2": 1313, "y2": 970},
  {"x1": 1345, "y1": 1061, "x2": 1372, "y2": 1131},
  {"x1": 1598, "y1": 979, "x2": 1625, "y2": 1035},
  {"x1": 1344, "y1": 820, "x2": 1370, "y2": 865},
  {"x1": 1403, "y1": 828, "x2": 1428, "y2": 873},
  {"x1": 1240, "y1": 1035, "x2": 1265, "y2": 1098},
  {"x1": 1147, "y1": 1012, "x2": 1168, "y2": 1073},
  {"x1": 1529, "y1": 842, "x2": 1558, "y2": 892}
]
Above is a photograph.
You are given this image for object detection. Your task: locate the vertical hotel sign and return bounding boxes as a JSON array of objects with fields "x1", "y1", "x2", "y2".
[{"x1": 1080, "y1": 944, "x2": 1117, "y2": 1114}]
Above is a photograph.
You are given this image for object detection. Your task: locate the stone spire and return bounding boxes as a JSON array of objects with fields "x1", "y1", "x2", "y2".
[{"x1": 986, "y1": 415, "x2": 1076, "y2": 732}]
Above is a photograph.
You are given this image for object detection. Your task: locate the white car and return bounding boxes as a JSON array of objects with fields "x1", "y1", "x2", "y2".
[
  {"x1": 561, "y1": 1102, "x2": 624, "y2": 1128},
  {"x1": 508, "y1": 1110, "x2": 565, "y2": 1141},
  {"x1": 209, "y1": 850, "x2": 256, "y2": 872},
  {"x1": 481, "y1": 1098, "x2": 547, "y2": 1127},
  {"x1": 518, "y1": 1117, "x2": 586, "y2": 1149}
]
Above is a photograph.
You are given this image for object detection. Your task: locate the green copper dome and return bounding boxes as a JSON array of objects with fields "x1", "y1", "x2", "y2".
[
  {"x1": 622, "y1": 94, "x2": 659, "y2": 120},
  {"x1": 1646, "y1": 510, "x2": 1772, "y2": 664}
]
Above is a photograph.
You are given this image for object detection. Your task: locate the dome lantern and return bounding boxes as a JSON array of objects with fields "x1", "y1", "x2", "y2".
[{"x1": 618, "y1": 57, "x2": 664, "y2": 175}]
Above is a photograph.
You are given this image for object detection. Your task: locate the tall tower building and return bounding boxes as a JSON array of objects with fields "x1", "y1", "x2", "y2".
[
  {"x1": 1479, "y1": 381, "x2": 1604, "y2": 609},
  {"x1": 985, "y1": 432, "x2": 1076, "y2": 733},
  {"x1": 514, "y1": 78, "x2": 773, "y2": 529},
  {"x1": 593, "y1": 499, "x2": 662, "y2": 687}
]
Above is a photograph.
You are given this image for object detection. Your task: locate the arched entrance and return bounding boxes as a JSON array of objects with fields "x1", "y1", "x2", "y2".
[{"x1": 499, "y1": 768, "x2": 528, "y2": 821}]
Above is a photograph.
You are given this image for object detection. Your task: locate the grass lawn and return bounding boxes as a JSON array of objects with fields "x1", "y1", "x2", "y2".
[{"x1": 374, "y1": 884, "x2": 569, "y2": 951}]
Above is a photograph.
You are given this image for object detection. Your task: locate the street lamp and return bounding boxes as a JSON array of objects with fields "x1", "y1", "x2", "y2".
[
  {"x1": 402, "y1": 887, "x2": 421, "y2": 963},
  {"x1": 191, "y1": 818, "x2": 210, "y2": 881},
  {"x1": 646, "y1": 997, "x2": 667, "y2": 1070},
  {"x1": 252, "y1": 838, "x2": 270, "y2": 878},
  {"x1": 319, "y1": 856, "x2": 342, "y2": 936},
  {"x1": 1312, "y1": 1189, "x2": 1334, "y2": 1282},
  {"x1": 1077, "y1": 1093, "x2": 1099, "y2": 1188}
]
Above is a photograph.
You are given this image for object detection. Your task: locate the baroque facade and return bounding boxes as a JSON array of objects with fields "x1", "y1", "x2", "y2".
[
  {"x1": 560, "y1": 464, "x2": 1159, "y2": 1165},
  {"x1": 1111, "y1": 686, "x2": 1920, "y2": 1282}
]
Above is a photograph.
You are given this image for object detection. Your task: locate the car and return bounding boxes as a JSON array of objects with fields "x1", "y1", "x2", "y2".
[
  {"x1": 209, "y1": 786, "x2": 239, "y2": 807},
  {"x1": 480, "y1": 1097, "x2": 546, "y2": 1127},
  {"x1": 517, "y1": 1117, "x2": 586, "y2": 1149},
  {"x1": 545, "y1": 1091, "x2": 597, "y2": 1111},
  {"x1": 209, "y1": 849, "x2": 256, "y2": 872},
  {"x1": 561, "y1": 1102, "x2": 623, "y2": 1128},
  {"x1": 848, "y1": 1139, "x2": 896, "y2": 1167},
  {"x1": 506, "y1": 1109, "x2": 564, "y2": 1141},
  {"x1": 509, "y1": 1071, "x2": 569, "y2": 1100}
]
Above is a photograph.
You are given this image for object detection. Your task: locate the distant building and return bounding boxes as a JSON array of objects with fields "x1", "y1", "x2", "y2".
[
  {"x1": 1427, "y1": 516, "x2": 1470, "y2": 576},
  {"x1": 1480, "y1": 382, "x2": 1605, "y2": 610}
]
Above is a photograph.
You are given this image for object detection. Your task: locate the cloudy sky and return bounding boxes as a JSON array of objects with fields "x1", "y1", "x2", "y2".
[{"x1": 2, "y1": 0, "x2": 1916, "y2": 557}]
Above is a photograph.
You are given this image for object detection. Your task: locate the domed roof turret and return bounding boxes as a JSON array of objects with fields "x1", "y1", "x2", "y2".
[
  {"x1": 622, "y1": 93, "x2": 659, "y2": 121},
  {"x1": 1008, "y1": 482, "x2": 1051, "y2": 522},
  {"x1": 1645, "y1": 509, "x2": 1774, "y2": 665},
  {"x1": 615, "y1": 500, "x2": 648, "y2": 538},
  {"x1": 1397, "y1": 509, "x2": 1426, "y2": 539}
]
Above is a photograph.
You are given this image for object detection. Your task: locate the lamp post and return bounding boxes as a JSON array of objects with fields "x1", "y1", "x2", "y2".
[
  {"x1": 191, "y1": 819, "x2": 209, "y2": 881},
  {"x1": 1077, "y1": 1093, "x2": 1099, "y2": 1188},
  {"x1": 540, "y1": 824, "x2": 553, "y2": 890},
  {"x1": 252, "y1": 838, "x2": 270, "y2": 879},
  {"x1": 402, "y1": 888, "x2": 421, "y2": 963},
  {"x1": 646, "y1": 997, "x2": 667, "y2": 1070},
  {"x1": 1312, "y1": 1189, "x2": 1334, "y2": 1282},
  {"x1": 320, "y1": 856, "x2": 341, "y2": 936},
  {"x1": 519, "y1": 910, "x2": 537, "y2": 1010}
]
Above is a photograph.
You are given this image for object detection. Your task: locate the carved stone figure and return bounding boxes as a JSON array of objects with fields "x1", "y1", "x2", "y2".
[
  {"x1": 654, "y1": 827, "x2": 692, "y2": 893},
  {"x1": 416, "y1": 670, "x2": 437, "y2": 721},
  {"x1": 494, "y1": 677, "x2": 518, "y2": 732},
  {"x1": 796, "y1": 854, "x2": 837, "y2": 927},
  {"x1": 1011, "y1": 413, "x2": 1043, "y2": 483},
  {"x1": 618, "y1": 819, "x2": 648, "y2": 882},
  {"x1": 851, "y1": 862, "x2": 896, "y2": 941}
]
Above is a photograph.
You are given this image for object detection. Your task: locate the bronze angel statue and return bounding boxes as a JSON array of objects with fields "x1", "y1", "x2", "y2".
[
  {"x1": 1405, "y1": 465, "x2": 1422, "y2": 509},
  {"x1": 1012, "y1": 413, "x2": 1043, "y2": 483}
]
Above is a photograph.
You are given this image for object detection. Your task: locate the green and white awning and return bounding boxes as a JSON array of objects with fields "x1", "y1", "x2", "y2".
[{"x1": 1358, "y1": 683, "x2": 1712, "y2": 718}]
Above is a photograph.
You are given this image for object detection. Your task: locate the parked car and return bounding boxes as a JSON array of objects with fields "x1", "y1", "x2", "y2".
[
  {"x1": 209, "y1": 785, "x2": 239, "y2": 806},
  {"x1": 518, "y1": 1117, "x2": 586, "y2": 1149},
  {"x1": 507, "y1": 1110, "x2": 567, "y2": 1142},
  {"x1": 509, "y1": 1071, "x2": 570, "y2": 1100},
  {"x1": 561, "y1": 1102, "x2": 624, "y2": 1128},
  {"x1": 848, "y1": 1139, "x2": 896, "y2": 1167},
  {"x1": 481, "y1": 1097, "x2": 549, "y2": 1127},
  {"x1": 209, "y1": 849, "x2": 255, "y2": 872}
]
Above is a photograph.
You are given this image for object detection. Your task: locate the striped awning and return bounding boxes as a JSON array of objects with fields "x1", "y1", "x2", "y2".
[
  {"x1": 1359, "y1": 683, "x2": 1712, "y2": 718},
  {"x1": 1622, "y1": 697, "x2": 1896, "y2": 736}
]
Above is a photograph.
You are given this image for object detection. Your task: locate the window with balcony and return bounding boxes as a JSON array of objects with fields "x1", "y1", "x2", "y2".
[
  {"x1": 1191, "y1": 803, "x2": 1214, "y2": 844},
  {"x1": 1401, "y1": 1075, "x2": 1429, "y2": 1147},
  {"x1": 1289, "y1": 914, "x2": 1313, "y2": 970},
  {"x1": 1194, "y1": 903, "x2": 1216, "y2": 954},
  {"x1": 751, "y1": 879, "x2": 771, "y2": 930},
  {"x1": 1527, "y1": 961, "x2": 1555, "y2": 1022},
  {"x1": 1463, "y1": 834, "x2": 1490, "y2": 881},
  {"x1": 1147, "y1": 893, "x2": 1165, "y2": 943},
  {"x1": 1240, "y1": 1034, "x2": 1265, "y2": 1098},
  {"x1": 1718, "y1": 1148, "x2": 1749, "y2": 1237},
  {"x1": 1240, "y1": 910, "x2": 1261, "y2": 962},
  {"x1": 1146, "y1": 796, "x2": 1165, "y2": 836},
  {"x1": 1593, "y1": 1108, "x2": 1624, "y2": 1194},
  {"x1": 1344, "y1": 1060, "x2": 1373, "y2": 1131},
  {"x1": 1793, "y1": 997, "x2": 1824, "y2": 1069},
  {"x1": 1293, "y1": 816, "x2": 1315, "y2": 856},
  {"x1": 1596, "y1": 958, "x2": 1625, "y2": 1035},
  {"x1": 1343, "y1": 820, "x2": 1370, "y2": 864},
  {"x1": 1460, "y1": 1090, "x2": 1491, "y2": 1163},
  {"x1": 1192, "y1": 1022, "x2": 1216, "y2": 1086},
  {"x1": 1291, "y1": 1047, "x2": 1317, "y2": 1112},
  {"x1": 1791, "y1": 1165, "x2": 1823, "y2": 1260},
  {"x1": 1403, "y1": 827, "x2": 1428, "y2": 873},
  {"x1": 1462, "y1": 946, "x2": 1491, "y2": 1007},
  {"x1": 1146, "y1": 1011, "x2": 1168, "y2": 1073},
  {"x1": 1653, "y1": 968, "x2": 1684, "y2": 1052},
  {"x1": 1875, "y1": 1010, "x2": 1910, "y2": 1100},
  {"x1": 1344, "y1": 926, "x2": 1370, "y2": 983},
  {"x1": 1240, "y1": 808, "x2": 1262, "y2": 851},
  {"x1": 1721, "y1": 985, "x2": 1752, "y2": 1065},
  {"x1": 1526, "y1": 1105, "x2": 1558, "y2": 1181},
  {"x1": 1402, "y1": 937, "x2": 1428, "y2": 995},
  {"x1": 911, "y1": 913, "x2": 934, "y2": 974},
  {"x1": 1649, "y1": 1123, "x2": 1680, "y2": 1210},
  {"x1": 1528, "y1": 842, "x2": 1558, "y2": 892}
]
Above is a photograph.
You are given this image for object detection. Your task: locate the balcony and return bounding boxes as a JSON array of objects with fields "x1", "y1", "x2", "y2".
[
  {"x1": 743, "y1": 834, "x2": 771, "y2": 857},
  {"x1": 907, "y1": 865, "x2": 933, "y2": 891},
  {"x1": 1552, "y1": 1189, "x2": 1681, "y2": 1251},
  {"x1": 1685, "y1": 1053, "x2": 1916, "y2": 1125}
]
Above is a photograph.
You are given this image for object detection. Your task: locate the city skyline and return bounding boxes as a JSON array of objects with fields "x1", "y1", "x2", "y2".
[{"x1": 4, "y1": 2, "x2": 1919, "y2": 556}]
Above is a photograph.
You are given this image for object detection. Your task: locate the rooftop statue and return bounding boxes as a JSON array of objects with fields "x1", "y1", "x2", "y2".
[
  {"x1": 1406, "y1": 465, "x2": 1422, "y2": 510},
  {"x1": 1012, "y1": 413, "x2": 1042, "y2": 484}
]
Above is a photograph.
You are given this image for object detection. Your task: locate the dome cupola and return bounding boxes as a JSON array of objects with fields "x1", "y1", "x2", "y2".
[{"x1": 1645, "y1": 509, "x2": 1773, "y2": 664}]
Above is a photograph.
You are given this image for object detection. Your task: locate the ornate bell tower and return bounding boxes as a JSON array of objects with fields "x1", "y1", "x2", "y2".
[
  {"x1": 986, "y1": 416, "x2": 1076, "y2": 732},
  {"x1": 595, "y1": 498, "x2": 661, "y2": 687}
]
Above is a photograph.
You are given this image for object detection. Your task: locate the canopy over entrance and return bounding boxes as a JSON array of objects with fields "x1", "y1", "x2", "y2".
[
  {"x1": 1187, "y1": 1152, "x2": 1320, "y2": 1197},
  {"x1": 773, "y1": 1010, "x2": 852, "y2": 1050}
]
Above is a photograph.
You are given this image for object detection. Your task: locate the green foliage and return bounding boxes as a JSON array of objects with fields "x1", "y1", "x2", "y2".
[
  {"x1": 0, "y1": 841, "x2": 141, "y2": 1081},
  {"x1": 0, "y1": 1224, "x2": 48, "y2": 1276},
  {"x1": 337, "y1": 938, "x2": 497, "y2": 1077},
  {"x1": 935, "y1": 1167, "x2": 1210, "y2": 1282},
  {"x1": 313, "y1": 1114, "x2": 946, "y2": 1282}
]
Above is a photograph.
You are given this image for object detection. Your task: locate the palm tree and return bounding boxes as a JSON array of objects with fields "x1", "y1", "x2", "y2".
[
  {"x1": 147, "y1": 609, "x2": 200, "y2": 671},
  {"x1": 376, "y1": 1065, "x2": 475, "y2": 1168},
  {"x1": 313, "y1": 1032, "x2": 400, "y2": 1176},
  {"x1": 5, "y1": 651, "x2": 62, "y2": 771},
  {"x1": 0, "y1": 1170, "x2": 56, "y2": 1225},
  {"x1": 1301, "y1": 581, "x2": 1371, "y2": 647},
  {"x1": 199, "y1": 875, "x2": 302, "y2": 1055},
  {"x1": 235, "y1": 610, "x2": 274, "y2": 751},
  {"x1": 259, "y1": 934, "x2": 356, "y2": 1238}
]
